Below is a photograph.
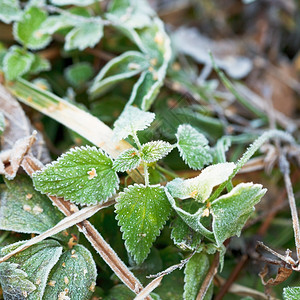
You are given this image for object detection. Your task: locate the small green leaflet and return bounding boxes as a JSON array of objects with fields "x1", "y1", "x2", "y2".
[
  {"x1": 183, "y1": 252, "x2": 209, "y2": 300},
  {"x1": 0, "y1": 0, "x2": 22, "y2": 24},
  {"x1": 65, "y1": 62, "x2": 93, "y2": 86},
  {"x1": 0, "y1": 262, "x2": 36, "y2": 299},
  {"x1": 113, "y1": 106, "x2": 155, "y2": 141},
  {"x1": 65, "y1": 20, "x2": 103, "y2": 51},
  {"x1": 0, "y1": 240, "x2": 63, "y2": 299},
  {"x1": 0, "y1": 176, "x2": 75, "y2": 240},
  {"x1": 3, "y1": 46, "x2": 34, "y2": 81},
  {"x1": 43, "y1": 244, "x2": 97, "y2": 300},
  {"x1": 167, "y1": 163, "x2": 236, "y2": 202},
  {"x1": 33, "y1": 146, "x2": 119, "y2": 205},
  {"x1": 115, "y1": 184, "x2": 171, "y2": 264},
  {"x1": 13, "y1": 6, "x2": 51, "y2": 50},
  {"x1": 30, "y1": 54, "x2": 51, "y2": 75},
  {"x1": 176, "y1": 124, "x2": 212, "y2": 170},
  {"x1": 141, "y1": 140, "x2": 173, "y2": 163},
  {"x1": 50, "y1": 0, "x2": 98, "y2": 6},
  {"x1": 283, "y1": 287, "x2": 300, "y2": 300},
  {"x1": 89, "y1": 51, "x2": 149, "y2": 98},
  {"x1": 39, "y1": 15, "x2": 76, "y2": 35},
  {"x1": 0, "y1": 111, "x2": 5, "y2": 135},
  {"x1": 211, "y1": 183, "x2": 267, "y2": 246},
  {"x1": 113, "y1": 148, "x2": 141, "y2": 172}
]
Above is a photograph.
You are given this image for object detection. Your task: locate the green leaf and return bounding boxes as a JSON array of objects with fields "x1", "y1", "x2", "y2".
[
  {"x1": 1, "y1": 240, "x2": 63, "y2": 299},
  {"x1": 0, "y1": 176, "x2": 73, "y2": 239},
  {"x1": 103, "y1": 284, "x2": 135, "y2": 300},
  {"x1": 30, "y1": 54, "x2": 51, "y2": 75},
  {"x1": 113, "y1": 148, "x2": 141, "y2": 172},
  {"x1": 0, "y1": 111, "x2": 5, "y2": 135},
  {"x1": 13, "y1": 6, "x2": 51, "y2": 50},
  {"x1": 50, "y1": 0, "x2": 98, "y2": 6},
  {"x1": 0, "y1": 0, "x2": 22, "y2": 24},
  {"x1": 89, "y1": 51, "x2": 149, "y2": 98},
  {"x1": 3, "y1": 46, "x2": 34, "y2": 81},
  {"x1": 211, "y1": 183, "x2": 267, "y2": 246},
  {"x1": 65, "y1": 62, "x2": 93, "y2": 86},
  {"x1": 167, "y1": 163, "x2": 236, "y2": 202},
  {"x1": 283, "y1": 287, "x2": 300, "y2": 300},
  {"x1": 39, "y1": 15, "x2": 76, "y2": 35},
  {"x1": 141, "y1": 141, "x2": 173, "y2": 163},
  {"x1": 0, "y1": 262, "x2": 36, "y2": 299},
  {"x1": 176, "y1": 124, "x2": 212, "y2": 170},
  {"x1": 113, "y1": 105, "x2": 155, "y2": 141},
  {"x1": 33, "y1": 146, "x2": 119, "y2": 205},
  {"x1": 43, "y1": 244, "x2": 97, "y2": 300},
  {"x1": 65, "y1": 20, "x2": 103, "y2": 51},
  {"x1": 115, "y1": 184, "x2": 171, "y2": 264},
  {"x1": 183, "y1": 253, "x2": 210, "y2": 300}
]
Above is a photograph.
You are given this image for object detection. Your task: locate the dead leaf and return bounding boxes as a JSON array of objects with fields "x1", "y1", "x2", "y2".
[{"x1": 259, "y1": 265, "x2": 292, "y2": 286}]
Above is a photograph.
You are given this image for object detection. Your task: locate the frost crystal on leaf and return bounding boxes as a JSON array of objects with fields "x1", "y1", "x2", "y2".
[
  {"x1": 141, "y1": 140, "x2": 173, "y2": 163},
  {"x1": 32, "y1": 146, "x2": 119, "y2": 205},
  {"x1": 113, "y1": 148, "x2": 141, "y2": 172},
  {"x1": 167, "y1": 162, "x2": 236, "y2": 202},
  {"x1": 112, "y1": 106, "x2": 155, "y2": 141},
  {"x1": 211, "y1": 182, "x2": 267, "y2": 246},
  {"x1": 115, "y1": 184, "x2": 171, "y2": 264},
  {"x1": 176, "y1": 124, "x2": 213, "y2": 170}
]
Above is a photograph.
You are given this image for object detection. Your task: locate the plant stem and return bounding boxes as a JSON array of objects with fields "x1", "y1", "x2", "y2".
[
  {"x1": 0, "y1": 231, "x2": 9, "y2": 245},
  {"x1": 132, "y1": 131, "x2": 142, "y2": 150},
  {"x1": 209, "y1": 129, "x2": 295, "y2": 202},
  {"x1": 144, "y1": 163, "x2": 149, "y2": 186},
  {"x1": 155, "y1": 164, "x2": 178, "y2": 179}
]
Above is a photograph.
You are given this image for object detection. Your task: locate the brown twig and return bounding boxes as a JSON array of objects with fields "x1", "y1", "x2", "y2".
[{"x1": 196, "y1": 252, "x2": 220, "y2": 300}]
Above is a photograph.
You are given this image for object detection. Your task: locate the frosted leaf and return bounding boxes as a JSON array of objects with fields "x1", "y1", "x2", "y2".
[
  {"x1": 113, "y1": 148, "x2": 141, "y2": 172},
  {"x1": 30, "y1": 54, "x2": 51, "y2": 75},
  {"x1": 65, "y1": 62, "x2": 93, "y2": 86},
  {"x1": 176, "y1": 124, "x2": 212, "y2": 170},
  {"x1": 0, "y1": 262, "x2": 36, "y2": 299},
  {"x1": 43, "y1": 244, "x2": 97, "y2": 299},
  {"x1": 0, "y1": 111, "x2": 5, "y2": 135},
  {"x1": 13, "y1": 6, "x2": 51, "y2": 50},
  {"x1": 115, "y1": 184, "x2": 171, "y2": 264},
  {"x1": 141, "y1": 140, "x2": 173, "y2": 163},
  {"x1": 211, "y1": 182, "x2": 267, "y2": 246},
  {"x1": 64, "y1": 20, "x2": 103, "y2": 51},
  {"x1": 1, "y1": 240, "x2": 63, "y2": 299},
  {"x1": 167, "y1": 162, "x2": 236, "y2": 202},
  {"x1": 0, "y1": 0, "x2": 21, "y2": 24},
  {"x1": 283, "y1": 287, "x2": 300, "y2": 300},
  {"x1": 50, "y1": 0, "x2": 98, "y2": 6},
  {"x1": 33, "y1": 146, "x2": 119, "y2": 205},
  {"x1": 113, "y1": 106, "x2": 155, "y2": 141},
  {"x1": 39, "y1": 15, "x2": 76, "y2": 35},
  {"x1": 89, "y1": 51, "x2": 149, "y2": 98},
  {"x1": 183, "y1": 252, "x2": 209, "y2": 300},
  {"x1": 3, "y1": 46, "x2": 34, "y2": 81},
  {"x1": 0, "y1": 175, "x2": 76, "y2": 241}
]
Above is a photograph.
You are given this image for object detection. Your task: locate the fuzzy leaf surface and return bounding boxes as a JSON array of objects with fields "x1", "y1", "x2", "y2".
[
  {"x1": 39, "y1": 15, "x2": 76, "y2": 35},
  {"x1": 3, "y1": 46, "x2": 34, "y2": 81},
  {"x1": 176, "y1": 124, "x2": 212, "y2": 170},
  {"x1": 1, "y1": 240, "x2": 63, "y2": 299},
  {"x1": 115, "y1": 184, "x2": 171, "y2": 264},
  {"x1": 141, "y1": 141, "x2": 173, "y2": 163},
  {"x1": 0, "y1": 176, "x2": 74, "y2": 239},
  {"x1": 211, "y1": 183, "x2": 267, "y2": 246},
  {"x1": 0, "y1": 262, "x2": 36, "y2": 299},
  {"x1": 90, "y1": 51, "x2": 149, "y2": 98},
  {"x1": 43, "y1": 244, "x2": 97, "y2": 300},
  {"x1": 14, "y1": 6, "x2": 51, "y2": 50},
  {"x1": 50, "y1": 0, "x2": 97, "y2": 6},
  {"x1": 167, "y1": 163, "x2": 236, "y2": 202},
  {"x1": 113, "y1": 148, "x2": 141, "y2": 172},
  {"x1": 0, "y1": 0, "x2": 22, "y2": 24},
  {"x1": 65, "y1": 20, "x2": 103, "y2": 51},
  {"x1": 283, "y1": 287, "x2": 300, "y2": 300},
  {"x1": 33, "y1": 146, "x2": 119, "y2": 205},
  {"x1": 184, "y1": 252, "x2": 210, "y2": 300},
  {"x1": 65, "y1": 62, "x2": 93, "y2": 86},
  {"x1": 113, "y1": 105, "x2": 155, "y2": 141}
]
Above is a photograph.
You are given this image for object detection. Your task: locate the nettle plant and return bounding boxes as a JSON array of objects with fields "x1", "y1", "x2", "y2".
[{"x1": 32, "y1": 105, "x2": 268, "y2": 296}]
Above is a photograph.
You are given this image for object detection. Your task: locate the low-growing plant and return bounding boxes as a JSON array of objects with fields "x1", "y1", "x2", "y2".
[{"x1": 0, "y1": 0, "x2": 300, "y2": 299}]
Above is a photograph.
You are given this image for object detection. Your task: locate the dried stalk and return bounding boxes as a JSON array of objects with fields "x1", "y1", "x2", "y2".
[{"x1": 21, "y1": 155, "x2": 152, "y2": 299}]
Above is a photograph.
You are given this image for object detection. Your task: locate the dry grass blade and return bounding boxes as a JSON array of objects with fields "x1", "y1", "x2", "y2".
[
  {"x1": 134, "y1": 276, "x2": 163, "y2": 300},
  {"x1": 21, "y1": 154, "x2": 151, "y2": 299},
  {"x1": 0, "y1": 200, "x2": 114, "y2": 263}
]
